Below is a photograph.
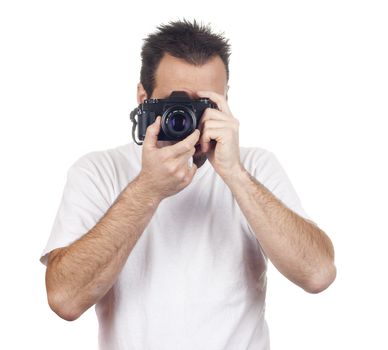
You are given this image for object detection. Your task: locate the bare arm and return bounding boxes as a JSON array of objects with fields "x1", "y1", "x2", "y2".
[
  {"x1": 192, "y1": 90, "x2": 336, "y2": 293},
  {"x1": 45, "y1": 117, "x2": 200, "y2": 321},
  {"x1": 223, "y1": 165, "x2": 336, "y2": 294},
  {"x1": 45, "y1": 175, "x2": 161, "y2": 321}
]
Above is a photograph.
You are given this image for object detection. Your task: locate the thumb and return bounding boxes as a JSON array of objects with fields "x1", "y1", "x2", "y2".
[{"x1": 143, "y1": 116, "x2": 161, "y2": 148}]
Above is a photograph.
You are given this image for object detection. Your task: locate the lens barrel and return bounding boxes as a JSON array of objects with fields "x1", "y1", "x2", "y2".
[{"x1": 162, "y1": 105, "x2": 196, "y2": 139}]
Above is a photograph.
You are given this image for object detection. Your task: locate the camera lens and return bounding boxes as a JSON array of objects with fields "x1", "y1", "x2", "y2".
[
  {"x1": 170, "y1": 113, "x2": 186, "y2": 132},
  {"x1": 162, "y1": 106, "x2": 196, "y2": 139}
]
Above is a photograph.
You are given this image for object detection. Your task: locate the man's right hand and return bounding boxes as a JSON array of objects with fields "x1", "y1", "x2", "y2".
[{"x1": 138, "y1": 116, "x2": 200, "y2": 201}]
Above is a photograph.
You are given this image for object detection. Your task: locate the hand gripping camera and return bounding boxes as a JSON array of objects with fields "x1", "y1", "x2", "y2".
[{"x1": 129, "y1": 91, "x2": 216, "y2": 145}]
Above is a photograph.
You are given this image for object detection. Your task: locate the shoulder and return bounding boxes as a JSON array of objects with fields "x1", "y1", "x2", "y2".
[
  {"x1": 239, "y1": 146, "x2": 276, "y2": 174},
  {"x1": 239, "y1": 146, "x2": 290, "y2": 188},
  {"x1": 70, "y1": 142, "x2": 137, "y2": 176},
  {"x1": 67, "y1": 142, "x2": 141, "y2": 201}
]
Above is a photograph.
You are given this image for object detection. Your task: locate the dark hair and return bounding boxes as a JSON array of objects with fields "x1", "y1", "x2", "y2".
[{"x1": 140, "y1": 19, "x2": 231, "y2": 98}]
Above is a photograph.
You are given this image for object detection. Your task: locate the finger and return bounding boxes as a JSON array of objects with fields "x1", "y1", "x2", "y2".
[
  {"x1": 198, "y1": 108, "x2": 229, "y2": 130},
  {"x1": 198, "y1": 119, "x2": 228, "y2": 134},
  {"x1": 176, "y1": 145, "x2": 196, "y2": 166},
  {"x1": 165, "y1": 129, "x2": 200, "y2": 157},
  {"x1": 143, "y1": 116, "x2": 161, "y2": 149},
  {"x1": 200, "y1": 127, "x2": 224, "y2": 153},
  {"x1": 197, "y1": 90, "x2": 231, "y2": 115}
]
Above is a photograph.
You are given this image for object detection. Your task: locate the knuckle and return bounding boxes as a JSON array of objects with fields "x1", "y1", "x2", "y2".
[
  {"x1": 183, "y1": 143, "x2": 191, "y2": 152},
  {"x1": 202, "y1": 109, "x2": 210, "y2": 119},
  {"x1": 176, "y1": 169, "x2": 186, "y2": 181},
  {"x1": 166, "y1": 162, "x2": 177, "y2": 174}
]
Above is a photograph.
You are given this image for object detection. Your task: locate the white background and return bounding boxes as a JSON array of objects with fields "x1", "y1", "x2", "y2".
[{"x1": 1, "y1": 0, "x2": 387, "y2": 349}]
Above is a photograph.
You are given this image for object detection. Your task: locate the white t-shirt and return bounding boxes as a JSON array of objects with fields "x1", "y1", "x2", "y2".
[{"x1": 40, "y1": 142, "x2": 312, "y2": 350}]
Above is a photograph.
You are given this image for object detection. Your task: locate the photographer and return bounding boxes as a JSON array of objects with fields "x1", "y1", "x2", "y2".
[{"x1": 40, "y1": 19, "x2": 336, "y2": 350}]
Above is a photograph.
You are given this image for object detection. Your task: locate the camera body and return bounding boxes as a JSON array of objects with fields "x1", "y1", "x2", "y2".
[{"x1": 135, "y1": 91, "x2": 216, "y2": 141}]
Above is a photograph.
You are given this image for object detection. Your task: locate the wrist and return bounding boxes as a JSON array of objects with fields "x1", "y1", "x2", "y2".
[
  {"x1": 132, "y1": 172, "x2": 164, "y2": 206},
  {"x1": 220, "y1": 162, "x2": 247, "y2": 188}
]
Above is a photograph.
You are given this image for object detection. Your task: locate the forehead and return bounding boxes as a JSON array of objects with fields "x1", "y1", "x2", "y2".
[{"x1": 153, "y1": 53, "x2": 228, "y2": 98}]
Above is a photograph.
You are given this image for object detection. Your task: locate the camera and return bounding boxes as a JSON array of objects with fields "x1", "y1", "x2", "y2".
[{"x1": 130, "y1": 91, "x2": 216, "y2": 144}]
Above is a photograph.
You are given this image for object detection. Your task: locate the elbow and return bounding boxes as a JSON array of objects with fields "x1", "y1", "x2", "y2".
[
  {"x1": 304, "y1": 263, "x2": 337, "y2": 294},
  {"x1": 47, "y1": 291, "x2": 81, "y2": 322}
]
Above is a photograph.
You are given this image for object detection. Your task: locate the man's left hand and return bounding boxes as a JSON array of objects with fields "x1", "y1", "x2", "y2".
[{"x1": 196, "y1": 90, "x2": 243, "y2": 180}]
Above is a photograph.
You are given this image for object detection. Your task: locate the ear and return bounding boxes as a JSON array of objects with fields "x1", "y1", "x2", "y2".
[
  {"x1": 137, "y1": 83, "x2": 148, "y2": 104},
  {"x1": 225, "y1": 85, "x2": 230, "y2": 101}
]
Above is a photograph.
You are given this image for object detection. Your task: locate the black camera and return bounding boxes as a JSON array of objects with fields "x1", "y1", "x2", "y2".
[{"x1": 130, "y1": 91, "x2": 216, "y2": 144}]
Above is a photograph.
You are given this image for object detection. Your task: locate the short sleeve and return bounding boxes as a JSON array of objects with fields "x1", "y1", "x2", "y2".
[
  {"x1": 259, "y1": 151, "x2": 314, "y2": 222},
  {"x1": 39, "y1": 155, "x2": 112, "y2": 266},
  {"x1": 246, "y1": 149, "x2": 316, "y2": 224}
]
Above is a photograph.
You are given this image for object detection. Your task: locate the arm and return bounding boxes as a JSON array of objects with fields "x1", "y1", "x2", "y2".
[
  {"x1": 45, "y1": 117, "x2": 200, "y2": 321},
  {"x1": 45, "y1": 174, "x2": 161, "y2": 321},
  {"x1": 223, "y1": 165, "x2": 336, "y2": 294},
  {"x1": 194, "y1": 90, "x2": 336, "y2": 293}
]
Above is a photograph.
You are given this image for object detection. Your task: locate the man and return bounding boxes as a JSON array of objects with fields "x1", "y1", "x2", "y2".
[{"x1": 40, "y1": 19, "x2": 336, "y2": 350}]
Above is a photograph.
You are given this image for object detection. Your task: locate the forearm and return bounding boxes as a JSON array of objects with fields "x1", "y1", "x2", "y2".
[
  {"x1": 223, "y1": 165, "x2": 336, "y2": 293},
  {"x1": 46, "y1": 174, "x2": 161, "y2": 320}
]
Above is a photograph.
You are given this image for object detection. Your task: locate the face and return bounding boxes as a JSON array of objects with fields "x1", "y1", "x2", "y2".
[{"x1": 137, "y1": 53, "x2": 228, "y2": 168}]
